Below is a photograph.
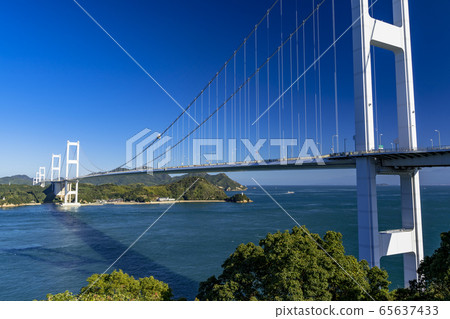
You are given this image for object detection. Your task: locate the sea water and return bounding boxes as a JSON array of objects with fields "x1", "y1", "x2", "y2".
[{"x1": 0, "y1": 186, "x2": 448, "y2": 300}]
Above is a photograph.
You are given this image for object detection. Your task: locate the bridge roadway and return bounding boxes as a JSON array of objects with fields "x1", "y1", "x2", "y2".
[{"x1": 59, "y1": 147, "x2": 450, "y2": 181}]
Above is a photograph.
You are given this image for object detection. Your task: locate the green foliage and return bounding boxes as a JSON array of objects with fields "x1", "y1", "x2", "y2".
[
  {"x1": 166, "y1": 177, "x2": 228, "y2": 200},
  {"x1": 226, "y1": 193, "x2": 251, "y2": 203},
  {"x1": 82, "y1": 173, "x2": 172, "y2": 186},
  {"x1": 78, "y1": 177, "x2": 228, "y2": 203},
  {"x1": 197, "y1": 226, "x2": 391, "y2": 301},
  {"x1": 173, "y1": 173, "x2": 246, "y2": 191},
  {"x1": 46, "y1": 270, "x2": 173, "y2": 301},
  {"x1": 0, "y1": 175, "x2": 232, "y2": 205},
  {"x1": 393, "y1": 231, "x2": 450, "y2": 301},
  {"x1": 0, "y1": 184, "x2": 48, "y2": 205},
  {"x1": 80, "y1": 172, "x2": 246, "y2": 191}
]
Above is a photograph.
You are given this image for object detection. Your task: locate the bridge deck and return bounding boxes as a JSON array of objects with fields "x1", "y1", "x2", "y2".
[{"x1": 46, "y1": 148, "x2": 450, "y2": 182}]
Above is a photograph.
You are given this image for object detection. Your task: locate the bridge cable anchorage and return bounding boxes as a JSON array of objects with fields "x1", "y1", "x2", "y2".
[
  {"x1": 252, "y1": 0, "x2": 380, "y2": 126},
  {"x1": 72, "y1": 0, "x2": 199, "y2": 126},
  {"x1": 145, "y1": 0, "x2": 328, "y2": 168},
  {"x1": 106, "y1": 0, "x2": 281, "y2": 172},
  {"x1": 76, "y1": 178, "x2": 201, "y2": 300},
  {"x1": 252, "y1": 178, "x2": 376, "y2": 301}
]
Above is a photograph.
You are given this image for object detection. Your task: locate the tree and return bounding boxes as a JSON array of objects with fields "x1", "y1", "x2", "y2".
[
  {"x1": 46, "y1": 270, "x2": 173, "y2": 301},
  {"x1": 393, "y1": 231, "x2": 450, "y2": 301},
  {"x1": 197, "y1": 226, "x2": 390, "y2": 301}
]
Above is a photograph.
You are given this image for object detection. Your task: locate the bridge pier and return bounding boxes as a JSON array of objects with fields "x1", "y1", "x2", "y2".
[
  {"x1": 356, "y1": 157, "x2": 380, "y2": 266},
  {"x1": 399, "y1": 170, "x2": 423, "y2": 282},
  {"x1": 352, "y1": 0, "x2": 423, "y2": 287}
]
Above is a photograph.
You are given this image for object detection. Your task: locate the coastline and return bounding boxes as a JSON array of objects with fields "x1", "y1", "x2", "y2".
[
  {"x1": 1, "y1": 199, "x2": 240, "y2": 209},
  {"x1": 80, "y1": 200, "x2": 228, "y2": 206},
  {"x1": 1, "y1": 203, "x2": 42, "y2": 209}
]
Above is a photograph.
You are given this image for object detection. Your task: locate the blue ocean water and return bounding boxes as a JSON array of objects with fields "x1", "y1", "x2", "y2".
[{"x1": 0, "y1": 185, "x2": 448, "y2": 300}]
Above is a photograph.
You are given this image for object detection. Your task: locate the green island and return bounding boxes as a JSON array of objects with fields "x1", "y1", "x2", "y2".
[
  {"x1": 225, "y1": 193, "x2": 253, "y2": 203},
  {"x1": 0, "y1": 173, "x2": 250, "y2": 207},
  {"x1": 44, "y1": 227, "x2": 450, "y2": 301}
]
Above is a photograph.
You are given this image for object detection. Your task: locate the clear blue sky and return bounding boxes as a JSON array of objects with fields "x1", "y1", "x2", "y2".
[{"x1": 0, "y1": 0, "x2": 449, "y2": 185}]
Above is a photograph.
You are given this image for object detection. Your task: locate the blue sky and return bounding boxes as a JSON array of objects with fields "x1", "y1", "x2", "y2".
[{"x1": 0, "y1": 0, "x2": 449, "y2": 185}]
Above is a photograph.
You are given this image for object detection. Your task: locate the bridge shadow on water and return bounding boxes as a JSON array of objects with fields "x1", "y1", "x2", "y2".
[{"x1": 11, "y1": 206, "x2": 199, "y2": 300}]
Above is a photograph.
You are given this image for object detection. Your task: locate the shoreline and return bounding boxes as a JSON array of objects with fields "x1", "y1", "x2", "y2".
[
  {"x1": 1, "y1": 203, "x2": 42, "y2": 209},
  {"x1": 1, "y1": 199, "x2": 240, "y2": 209},
  {"x1": 81, "y1": 200, "x2": 228, "y2": 206}
]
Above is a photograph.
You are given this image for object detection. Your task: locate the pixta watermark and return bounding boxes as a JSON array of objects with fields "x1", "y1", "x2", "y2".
[{"x1": 126, "y1": 129, "x2": 325, "y2": 174}]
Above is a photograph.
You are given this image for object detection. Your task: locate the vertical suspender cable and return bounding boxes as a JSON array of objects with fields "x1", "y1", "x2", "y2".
[
  {"x1": 208, "y1": 85, "x2": 211, "y2": 161},
  {"x1": 201, "y1": 93, "x2": 204, "y2": 149},
  {"x1": 296, "y1": 3, "x2": 300, "y2": 92},
  {"x1": 278, "y1": 0, "x2": 282, "y2": 143},
  {"x1": 234, "y1": 54, "x2": 237, "y2": 159},
  {"x1": 312, "y1": 0, "x2": 318, "y2": 147},
  {"x1": 290, "y1": 37, "x2": 294, "y2": 157},
  {"x1": 332, "y1": 0, "x2": 339, "y2": 152},
  {"x1": 244, "y1": 42, "x2": 247, "y2": 150},
  {"x1": 255, "y1": 25, "x2": 259, "y2": 141},
  {"x1": 278, "y1": 51, "x2": 282, "y2": 143},
  {"x1": 224, "y1": 64, "x2": 227, "y2": 155},
  {"x1": 280, "y1": 0, "x2": 284, "y2": 143},
  {"x1": 303, "y1": 19, "x2": 307, "y2": 139},
  {"x1": 182, "y1": 104, "x2": 185, "y2": 164},
  {"x1": 267, "y1": 11, "x2": 271, "y2": 159},
  {"x1": 317, "y1": 3, "x2": 323, "y2": 153},
  {"x1": 216, "y1": 76, "x2": 219, "y2": 162},
  {"x1": 370, "y1": 0, "x2": 379, "y2": 148}
]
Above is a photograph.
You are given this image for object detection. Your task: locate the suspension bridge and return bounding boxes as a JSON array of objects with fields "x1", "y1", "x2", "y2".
[{"x1": 30, "y1": 0, "x2": 450, "y2": 287}]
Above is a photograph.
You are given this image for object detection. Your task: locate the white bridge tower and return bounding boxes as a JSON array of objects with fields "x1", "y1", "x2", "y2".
[
  {"x1": 51, "y1": 154, "x2": 61, "y2": 181},
  {"x1": 352, "y1": 0, "x2": 423, "y2": 286},
  {"x1": 63, "y1": 141, "x2": 80, "y2": 206}
]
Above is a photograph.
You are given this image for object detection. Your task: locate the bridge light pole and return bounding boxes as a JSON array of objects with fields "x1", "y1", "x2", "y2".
[
  {"x1": 332, "y1": 135, "x2": 338, "y2": 154},
  {"x1": 434, "y1": 130, "x2": 441, "y2": 148},
  {"x1": 430, "y1": 139, "x2": 433, "y2": 148}
]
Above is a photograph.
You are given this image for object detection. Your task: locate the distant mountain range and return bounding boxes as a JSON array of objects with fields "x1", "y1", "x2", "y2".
[
  {"x1": 0, "y1": 173, "x2": 246, "y2": 191},
  {"x1": 0, "y1": 175, "x2": 32, "y2": 185}
]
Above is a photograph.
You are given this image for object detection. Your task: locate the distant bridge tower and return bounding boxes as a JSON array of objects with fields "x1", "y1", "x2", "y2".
[
  {"x1": 38, "y1": 167, "x2": 46, "y2": 187},
  {"x1": 50, "y1": 154, "x2": 61, "y2": 182},
  {"x1": 32, "y1": 172, "x2": 39, "y2": 186},
  {"x1": 63, "y1": 141, "x2": 80, "y2": 206},
  {"x1": 352, "y1": 0, "x2": 423, "y2": 286}
]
